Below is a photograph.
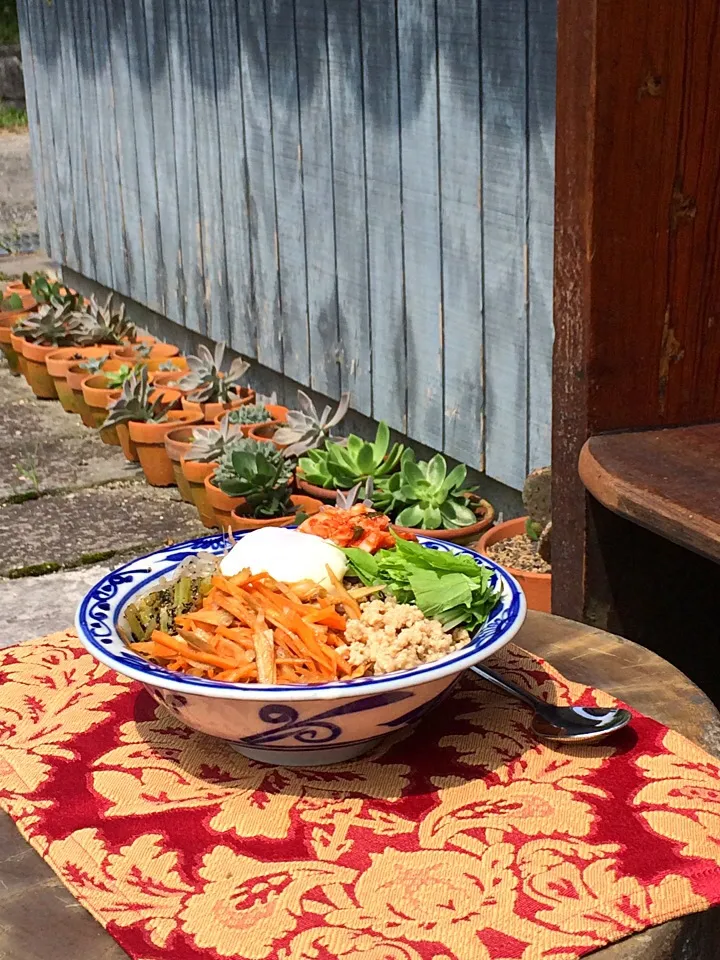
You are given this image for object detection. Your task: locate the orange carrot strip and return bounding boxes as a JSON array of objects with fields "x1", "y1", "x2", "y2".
[
  {"x1": 216, "y1": 626, "x2": 254, "y2": 649},
  {"x1": 215, "y1": 665, "x2": 257, "y2": 682},
  {"x1": 303, "y1": 607, "x2": 347, "y2": 630},
  {"x1": 176, "y1": 609, "x2": 231, "y2": 626},
  {"x1": 151, "y1": 631, "x2": 238, "y2": 670}
]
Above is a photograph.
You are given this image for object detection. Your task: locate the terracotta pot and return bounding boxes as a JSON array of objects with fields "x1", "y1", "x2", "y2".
[
  {"x1": 164, "y1": 426, "x2": 197, "y2": 502},
  {"x1": 204, "y1": 471, "x2": 246, "y2": 530},
  {"x1": 295, "y1": 471, "x2": 347, "y2": 503},
  {"x1": 19, "y1": 339, "x2": 61, "y2": 399},
  {"x1": 81, "y1": 375, "x2": 122, "y2": 444},
  {"x1": 230, "y1": 494, "x2": 322, "y2": 531},
  {"x1": 9, "y1": 329, "x2": 30, "y2": 378},
  {"x1": 391, "y1": 496, "x2": 495, "y2": 545},
  {"x1": 129, "y1": 411, "x2": 203, "y2": 486},
  {"x1": 247, "y1": 421, "x2": 284, "y2": 447},
  {"x1": 65, "y1": 364, "x2": 95, "y2": 426},
  {"x1": 181, "y1": 386, "x2": 256, "y2": 423},
  {"x1": 151, "y1": 370, "x2": 190, "y2": 389},
  {"x1": 115, "y1": 342, "x2": 179, "y2": 363},
  {"x1": 181, "y1": 458, "x2": 218, "y2": 527},
  {"x1": 145, "y1": 356, "x2": 188, "y2": 374},
  {"x1": 0, "y1": 311, "x2": 31, "y2": 375},
  {"x1": 116, "y1": 423, "x2": 138, "y2": 462},
  {"x1": 476, "y1": 516, "x2": 551, "y2": 614},
  {"x1": 46, "y1": 346, "x2": 116, "y2": 413},
  {"x1": 214, "y1": 403, "x2": 288, "y2": 436}
]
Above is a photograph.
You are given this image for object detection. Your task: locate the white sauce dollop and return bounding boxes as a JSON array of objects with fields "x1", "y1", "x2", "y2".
[{"x1": 219, "y1": 527, "x2": 347, "y2": 589}]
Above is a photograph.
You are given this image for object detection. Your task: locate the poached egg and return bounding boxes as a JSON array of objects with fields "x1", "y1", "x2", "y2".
[{"x1": 219, "y1": 527, "x2": 347, "y2": 589}]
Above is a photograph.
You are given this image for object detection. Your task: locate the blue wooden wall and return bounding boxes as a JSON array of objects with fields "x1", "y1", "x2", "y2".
[{"x1": 17, "y1": 0, "x2": 556, "y2": 491}]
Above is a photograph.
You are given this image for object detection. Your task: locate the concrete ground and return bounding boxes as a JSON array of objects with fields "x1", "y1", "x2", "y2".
[
  {"x1": 0, "y1": 129, "x2": 40, "y2": 256},
  {"x1": 0, "y1": 365, "x2": 207, "y2": 648}
]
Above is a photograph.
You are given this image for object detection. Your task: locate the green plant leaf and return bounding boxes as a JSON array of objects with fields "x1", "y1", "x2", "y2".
[
  {"x1": 425, "y1": 454, "x2": 447, "y2": 489},
  {"x1": 373, "y1": 421, "x2": 390, "y2": 461},
  {"x1": 440, "y1": 500, "x2": 478, "y2": 529},
  {"x1": 421, "y1": 505, "x2": 442, "y2": 530},
  {"x1": 395, "y1": 504, "x2": 424, "y2": 528},
  {"x1": 355, "y1": 442, "x2": 376, "y2": 476},
  {"x1": 441, "y1": 463, "x2": 468, "y2": 496}
]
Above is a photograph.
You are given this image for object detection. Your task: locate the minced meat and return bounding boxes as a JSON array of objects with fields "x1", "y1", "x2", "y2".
[{"x1": 340, "y1": 597, "x2": 470, "y2": 676}]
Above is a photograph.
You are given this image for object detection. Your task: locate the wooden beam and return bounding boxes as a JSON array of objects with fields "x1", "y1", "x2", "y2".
[{"x1": 552, "y1": 0, "x2": 720, "y2": 622}]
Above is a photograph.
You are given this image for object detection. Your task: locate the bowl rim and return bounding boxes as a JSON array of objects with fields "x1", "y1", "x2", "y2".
[{"x1": 75, "y1": 531, "x2": 527, "y2": 701}]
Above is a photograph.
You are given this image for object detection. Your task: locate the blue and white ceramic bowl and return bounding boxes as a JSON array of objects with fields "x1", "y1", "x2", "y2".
[{"x1": 76, "y1": 532, "x2": 526, "y2": 766}]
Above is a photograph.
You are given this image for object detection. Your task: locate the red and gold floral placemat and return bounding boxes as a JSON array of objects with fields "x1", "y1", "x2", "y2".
[{"x1": 2, "y1": 629, "x2": 720, "y2": 960}]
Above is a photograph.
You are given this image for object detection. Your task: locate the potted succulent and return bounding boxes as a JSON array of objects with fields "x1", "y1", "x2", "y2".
[
  {"x1": 297, "y1": 420, "x2": 404, "y2": 502},
  {"x1": 477, "y1": 466, "x2": 552, "y2": 613},
  {"x1": 146, "y1": 356, "x2": 189, "y2": 383},
  {"x1": 371, "y1": 452, "x2": 495, "y2": 543},
  {"x1": 75, "y1": 294, "x2": 139, "y2": 347},
  {"x1": 217, "y1": 401, "x2": 288, "y2": 436},
  {"x1": 19, "y1": 271, "x2": 82, "y2": 311},
  {"x1": 114, "y1": 339, "x2": 180, "y2": 363},
  {"x1": 11, "y1": 302, "x2": 87, "y2": 398},
  {"x1": 164, "y1": 425, "x2": 198, "y2": 502},
  {"x1": 45, "y1": 347, "x2": 115, "y2": 413},
  {"x1": 180, "y1": 419, "x2": 244, "y2": 527},
  {"x1": 270, "y1": 390, "x2": 349, "y2": 454},
  {"x1": 213, "y1": 444, "x2": 320, "y2": 531},
  {"x1": 207, "y1": 438, "x2": 295, "y2": 529},
  {"x1": 176, "y1": 342, "x2": 255, "y2": 421},
  {"x1": 0, "y1": 291, "x2": 33, "y2": 375},
  {"x1": 103, "y1": 368, "x2": 194, "y2": 482}
]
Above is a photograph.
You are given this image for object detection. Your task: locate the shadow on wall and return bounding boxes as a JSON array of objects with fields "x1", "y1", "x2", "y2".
[{"x1": 28, "y1": 0, "x2": 556, "y2": 129}]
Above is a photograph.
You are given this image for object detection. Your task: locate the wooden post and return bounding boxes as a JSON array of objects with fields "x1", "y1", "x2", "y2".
[{"x1": 552, "y1": 0, "x2": 720, "y2": 687}]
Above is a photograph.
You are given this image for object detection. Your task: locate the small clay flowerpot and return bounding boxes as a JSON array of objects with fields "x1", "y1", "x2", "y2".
[
  {"x1": 116, "y1": 423, "x2": 138, "y2": 462},
  {"x1": 46, "y1": 346, "x2": 116, "y2": 414},
  {"x1": 229, "y1": 494, "x2": 322, "y2": 531},
  {"x1": 19, "y1": 339, "x2": 60, "y2": 399},
  {"x1": 181, "y1": 386, "x2": 256, "y2": 423},
  {"x1": 65, "y1": 364, "x2": 96, "y2": 426},
  {"x1": 247, "y1": 421, "x2": 284, "y2": 447},
  {"x1": 151, "y1": 370, "x2": 190, "y2": 389},
  {"x1": 294, "y1": 470, "x2": 347, "y2": 504},
  {"x1": 204, "y1": 471, "x2": 246, "y2": 530},
  {"x1": 114, "y1": 342, "x2": 180, "y2": 363},
  {"x1": 81, "y1": 375, "x2": 122, "y2": 444},
  {"x1": 9, "y1": 329, "x2": 30, "y2": 378},
  {"x1": 476, "y1": 516, "x2": 551, "y2": 613},
  {"x1": 391, "y1": 495, "x2": 496, "y2": 546},
  {"x1": 181, "y1": 458, "x2": 218, "y2": 528},
  {"x1": 130, "y1": 410, "x2": 203, "y2": 486},
  {"x1": 0, "y1": 311, "x2": 31, "y2": 376},
  {"x1": 164, "y1": 426, "x2": 197, "y2": 502},
  {"x1": 145, "y1": 355, "x2": 188, "y2": 374},
  {"x1": 214, "y1": 403, "x2": 288, "y2": 436}
]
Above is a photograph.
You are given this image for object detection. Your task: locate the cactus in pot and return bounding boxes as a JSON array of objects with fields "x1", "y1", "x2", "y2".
[{"x1": 523, "y1": 466, "x2": 551, "y2": 563}]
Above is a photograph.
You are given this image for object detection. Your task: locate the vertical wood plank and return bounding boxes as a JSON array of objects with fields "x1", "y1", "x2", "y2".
[
  {"x1": 527, "y1": 0, "x2": 556, "y2": 471},
  {"x1": 360, "y1": 0, "x2": 406, "y2": 433},
  {"x1": 82, "y1": 0, "x2": 129, "y2": 295},
  {"x1": 124, "y1": 0, "x2": 164, "y2": 313},
  {"x1": 481, "y1": 0, "x2": 528, "y2": 488},
  {"x1": 327, "y1": 0, "x2": 372, "y2": 415},
  {"x1": 15, "y1": 0, "x2": 52, "y2": 257},
  {"x1": 55, "y1": 0, "x2": 94, "y2": 277},
  {"x1": 237, "y1": 1, "x2": 282, "y2": 369},
  {"x1": 143, "y1": 0, "x2": 183, "y2": 325},
  {"x1": 295, "y1": 0, "x2": 341, "y2": 399},
  {"x1": 212, "y1": 0, "x2": 255, "y2": 357},
  {"x1": 103, "y1": 0, "x2": 146, "y2": 303},
  {"x1": 164, "y1": 0, "x2": 206, "y2": 334},
  {"x1": 397, "y1": 0, "x2": 444, "y2": 449},
  {"x1": 437, "y1": 0, "x2": 484, "y2": 468},
  {"x1": 187, "y1": 0, "x2": 229, "y2": 344},
  {"x1": 265, "y1": 0, "x2": 310, "y2": 387},
  {"x1": 68, "y1": 0, "x2": 113, "y2": 290},
  {"x1": 35, "y1": 0, "x2": 76, "y2": 268}
]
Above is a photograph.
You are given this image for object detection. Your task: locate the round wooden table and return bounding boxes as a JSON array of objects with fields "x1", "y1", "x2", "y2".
[{"x1": 1, "y1": 613, "x2": 719, "y2": 960}]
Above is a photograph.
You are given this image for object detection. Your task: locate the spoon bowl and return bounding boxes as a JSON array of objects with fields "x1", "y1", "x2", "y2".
[{"x1": 470, "y1": 664, "x2": 632, "y2": 744}]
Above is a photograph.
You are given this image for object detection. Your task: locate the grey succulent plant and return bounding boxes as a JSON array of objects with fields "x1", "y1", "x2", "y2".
[
  {"x1": 78, "y1": 352, "x2": 112, "y2": 375},
  {"x1": 184, "y1": 415, "x2": 238, "y2": 463},
  {"x1": 14, "y1": 300, "x2": 87, "y2": 347},
  {"x1": 273, "y1": 390, "x2": 350, "y2": 457},
  {"x1": 76, "y1": 295, "x2": 137, "y2": 346},
  {"x1": 179, "y1": 342, "x2": 250, "y2": 404},
  {"x1": 103, "y1": 366, "x2": 175, "y2": 429},
  {"x1": 227, "y1": 403, "x2": 271, "y2": 425}
]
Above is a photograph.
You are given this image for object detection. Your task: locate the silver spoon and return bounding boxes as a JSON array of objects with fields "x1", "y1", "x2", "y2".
[{"x1": 469, "y1": 664, "x2": 632, "y2": 743}]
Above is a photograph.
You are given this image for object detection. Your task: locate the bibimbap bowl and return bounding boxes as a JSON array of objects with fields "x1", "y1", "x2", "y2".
[{"x1": 76, "y1": 531, "x2": 526, "y2": 765}]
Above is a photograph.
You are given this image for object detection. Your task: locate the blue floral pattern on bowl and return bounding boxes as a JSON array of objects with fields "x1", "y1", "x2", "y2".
[{"x1": 76, "y1": 531, "x2": 526, "y2": 765}]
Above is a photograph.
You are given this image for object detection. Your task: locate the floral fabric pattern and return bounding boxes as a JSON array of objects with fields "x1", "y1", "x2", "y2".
[{"x1": 1, "y1": 630, "x2": 719, "y2": 960}]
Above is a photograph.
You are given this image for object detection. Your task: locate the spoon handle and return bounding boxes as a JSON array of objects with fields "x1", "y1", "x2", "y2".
[{"x1": 469, "y1": 663, "x2": 540, "y2": 709}]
